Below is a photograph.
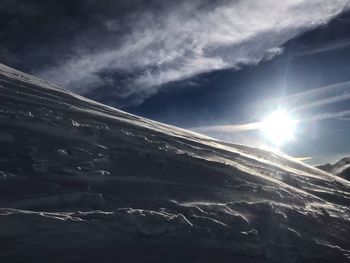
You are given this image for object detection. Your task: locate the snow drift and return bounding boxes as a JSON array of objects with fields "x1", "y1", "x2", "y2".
[{"x1": 0, "y1": 63, "x2": 350, "y2": 262}]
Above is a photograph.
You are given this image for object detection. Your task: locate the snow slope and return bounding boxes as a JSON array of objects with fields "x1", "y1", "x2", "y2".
[{"x1": 0, "y1": 63, "x2": 350, "y2": 262}]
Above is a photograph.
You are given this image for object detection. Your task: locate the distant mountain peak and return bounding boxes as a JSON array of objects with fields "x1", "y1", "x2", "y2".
[{"x1": 318, "y1": 156, "x2": 350, "y2": 180}]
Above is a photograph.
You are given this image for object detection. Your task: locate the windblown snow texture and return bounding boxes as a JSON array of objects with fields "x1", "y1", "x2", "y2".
[{"x1": 0, "y1": 63, "x2": 350, "y2": 262}]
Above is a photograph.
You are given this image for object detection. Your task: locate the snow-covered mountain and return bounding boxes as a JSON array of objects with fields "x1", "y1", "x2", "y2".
[
  {"x1": 318, "y1": 157, "x2": 350, "y2": 181},
  {"x1": 0, "y1": 63, "x2": 350, "y2": 262}
]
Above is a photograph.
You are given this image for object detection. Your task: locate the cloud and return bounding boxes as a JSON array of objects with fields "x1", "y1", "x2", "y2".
[
  {"x1": 295, "y1": 156, "x2": 313, "y2": 162},
  {"x1": 295, "y1": 93, "x2": 350, "y2": 112},
  {"x1": 191, "y1": 108, "x2": 350, "y2": 138},
  {"x1": 293, "y1": 38, "x2": 350, "y2": 58},
  {"x1": 191, "y1": 79, "x2": 350, "y2": 137},
  {"x1": 33, "y1": 0, "x2": 349, "y2": 103},
  {"x1": 256, "y1": 80, "x2": 350, "y2": 114},
  {"x1": 191, "y1": 122, "x2": 261, "y2": 133},
  {"x1": 305, "y1": 109, "x2": 350, "y2": 121}
]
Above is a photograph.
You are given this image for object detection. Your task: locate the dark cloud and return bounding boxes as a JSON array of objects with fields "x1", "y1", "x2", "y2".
[
  {"x1": 0, "y1": 0, "x2": 135, "y2": 69},
  {"x1": 0, "y1": 0, "x2": 349, "y2": 107}
]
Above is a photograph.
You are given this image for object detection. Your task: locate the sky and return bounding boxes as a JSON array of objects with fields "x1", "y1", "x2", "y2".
[{"x1": 1, "y1": 0, "x2": 350, "y2": 164}]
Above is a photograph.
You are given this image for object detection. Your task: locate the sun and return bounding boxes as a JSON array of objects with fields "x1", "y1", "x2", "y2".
[{"x1": 260, "y1": 110, "x2": 297, "y2": 146}]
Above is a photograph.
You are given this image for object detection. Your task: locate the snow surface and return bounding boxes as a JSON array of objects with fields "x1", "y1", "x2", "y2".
[{"x1": 0, "y1": 63, "x2": 350, "y2": 262}]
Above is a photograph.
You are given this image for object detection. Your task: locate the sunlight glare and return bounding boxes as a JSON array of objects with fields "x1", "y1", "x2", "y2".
[{"x1": 261, "y1": 110, "x2": 297, "y2": 146}]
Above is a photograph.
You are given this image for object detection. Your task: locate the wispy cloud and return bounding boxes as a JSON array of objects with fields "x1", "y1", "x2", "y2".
[
  {"x1": 256, "y1": 80, "x2": 350, "y2": 113},
  {"x1": 192, "y1": 109, "x2": 350, "y2": 137},
  {"x1": 295, "y1": 93, "x2": 350, "y2": 112},
  {"x1": 191, "y1": 122, "x2": 261, "y2": 133},
  {"x1": 305, "y1": 109, "x2": 350, "y2": 121},
  {"x1": 293, "y1": 38, "x2": 350, "y2": 58},
  {"x1": 35, "y1": 0, "x2": 349, "y2": 102},
  {"x1": 295, "y1": 156, "x2": 313, "y2": 162}
]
